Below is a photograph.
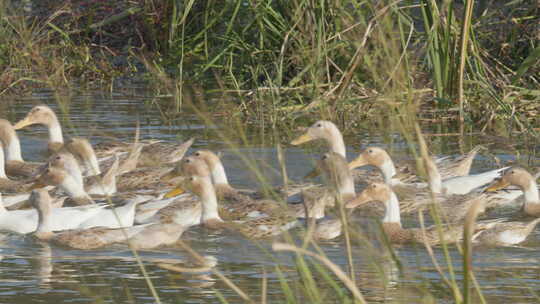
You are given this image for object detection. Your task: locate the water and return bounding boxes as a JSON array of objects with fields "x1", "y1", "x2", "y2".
[{"x1": 1, "y1": 88, "x2": 539, "y2": 303}]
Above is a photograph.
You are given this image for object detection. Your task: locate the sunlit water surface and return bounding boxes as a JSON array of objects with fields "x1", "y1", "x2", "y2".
[{"x1": 0, "y1": 89, "x2": 539, "y2": 303}]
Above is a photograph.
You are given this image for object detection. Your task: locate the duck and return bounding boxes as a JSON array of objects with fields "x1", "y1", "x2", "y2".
[
  {"x1": 485, "y1": 167, "x2": 540, "y2": 217},
  {"x1": 345, "y1": 183, "x2": 502, "y2": 245},
  {"x1": 127, "y1": 222, "x2": 188, "y2": 249},
  {"x1": 32, "y1": 166, "x2": 156, "y2": 228},
  {"x1": 164, "y1": 154, "x2": 291, "y2": 220},
  {"x1": 0, "y1": 191, "x2": 107, "y2": 234},
  {"x1": 349, "y1": 146, "x2": 506, "y2": 196},
  {"x1": 30, "y1": 189, "x2": 151, "y2": 249},
  {"x1": 35, "y1": 153, "x2": 119, "y2": 197},
  {"x1": 0, "y1": 119, "x2": 43, "y2": 178},
  {"x1": 304, "y1": 218, "x2": 342, "y2": 241},
  {"x1": 44, "y1": 151, "x2": 119, "y2": 196},
  {"x1": 170, "y1": 173, "x2": 298, "y2": 239},
  {"x1": 14, "y1": 104, "x2": 195, "y2": 167},
  {"x1": 472, "y1": 218, "x2": 540, "y2": 246},
  {"x1": 419, "y1": 151, "x2": 507, "y2": 196},
  {"x1": 62, "y1": 138, "x2": 179, "y2": 192}
]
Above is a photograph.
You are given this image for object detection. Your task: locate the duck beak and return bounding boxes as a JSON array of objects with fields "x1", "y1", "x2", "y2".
[
  {"x1": 291, "y1": 133, "x2": 313, "y2": 145},
  {"x1": 345, "y1": 191, "x2": 373, "y2": 209},
  {"x1": 164, "y1": 187, "x2": 185, "y2": 199},
  {"x1": 13, "y1": 116, "x2": 34, "y2": 130},
  {"x1": 348, "y1": 154, "x2": 368, "y2": 170},
  {"x1": 485, "y1": 178, "x2": 510, "y2": 192}
]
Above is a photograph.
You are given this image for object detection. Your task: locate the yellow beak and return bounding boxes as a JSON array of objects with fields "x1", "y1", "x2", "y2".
[
  {"x1": 348, "y1": 154, "x2": 368, "y2": 170},
  {"x1": 291, "y1": 133, "x2": 314, "y2": 145},
  {"x1": 485, "y1": 178, "x2": 510, "y2": 192},
  {"x1": 13, "y1": 117, "x2": 34, "y2": 130},
  {"x1": 165, "y1": 187, "x2": 185, "y2": 199}
]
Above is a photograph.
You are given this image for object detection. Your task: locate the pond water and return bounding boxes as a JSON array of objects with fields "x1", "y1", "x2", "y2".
[{"x1": 0, "y1": 88, "x2": 539, "y2": 303}]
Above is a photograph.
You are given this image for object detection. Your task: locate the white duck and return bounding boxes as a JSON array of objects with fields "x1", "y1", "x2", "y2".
[{"x1": 0, "y1": 192, "x2": 106, "y2": 234}]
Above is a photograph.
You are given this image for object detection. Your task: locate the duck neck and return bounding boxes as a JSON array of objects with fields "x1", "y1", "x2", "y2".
[
  {"x1": 4, "y1": 134, "x2": 23, "y2": 162},
  {"x1": 0, "y1": 195, "x2": 6, "y2": 213},
  {"x1": 523, "y1": 179, "x2": 540, "y2": 205},
  {"x1": 380, "y1": 159, "x2": 397, "y2": 184},
  {"x1": 425, "y1": 159, "x2": 443, "y2": 194},
  {"x1": 337, "y1": 173, "x2": 356, "y2": 202},
  {"x1": 382, "y1": 191, "x2": 401, "y2": 225},
  {"x1": 0, "y1": 147, "x2": 6, "y2": 178},
  {"x1": 36, "y1": 202, "x2": 54, "y2": 234},
  {"x1": 326, "y1": 131, "x2": 346, "y2": 158},
  {"x1": 211, "y1": 162, "x2": 229, "y2": 185},
  {"x1": 200, "y1": 179, "x2": 223, "y2": 224},
  {"x1": 83, "y1": 156, "x2": 101, "y2": 176},
  {"x1": 48, "y1": 118, "x2": 64, "y2": 145},
  {"x1": 65, "y1": 164, "x2": 84, "y2": 188},
  {"x1": 60, "y1": 174, "x2": 93, "y2": 202}
]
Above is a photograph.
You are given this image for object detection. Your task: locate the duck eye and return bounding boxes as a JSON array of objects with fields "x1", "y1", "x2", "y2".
[
  {"x1": 194, "y1": 152, "x2": 200, "y2": 156},
  {"x1": 189, "y1": 177, "x2": 195, "y2": 181},
  {"x1": 185, "y1": 159, "x2": 191, "y2": 163},
  {"x1": 368, "y1": 149, "x2": 373, "y2": 153},
  {"x1": 322, "y1": 154, "x2": 328, "y2": 160},
  {"x1": 316, "y1": 123, "x2": 322, "y2": 128}
]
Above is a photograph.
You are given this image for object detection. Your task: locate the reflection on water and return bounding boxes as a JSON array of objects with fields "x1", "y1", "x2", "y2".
[{"x1": 0, "y1": 89, "x2": 539, "y2": 303}]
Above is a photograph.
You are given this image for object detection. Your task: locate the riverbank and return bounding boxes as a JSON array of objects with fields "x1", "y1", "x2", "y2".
[{"x1": 1, "y1": 0, "x2": 538, "y2": 131}]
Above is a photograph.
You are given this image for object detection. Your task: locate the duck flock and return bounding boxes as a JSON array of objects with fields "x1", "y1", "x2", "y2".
[{"x1": 0, "y1": 105, "x2": 539, "y2": 253}]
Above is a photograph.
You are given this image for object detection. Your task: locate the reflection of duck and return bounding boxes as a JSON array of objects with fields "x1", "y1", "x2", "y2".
[
  {"x1": 345, "y1": 183, "x2": 501, "y2": 245},
  {"x1": 0, "y1": 119, "x2": 42, "y2": 178},
  {"x1": 14, "y1": 104, "x2": 194, "y2": 166},
  {"x1": 486, "y1": 167, "x2": 540, "y2": 217},
  {"x1": 30, "y1": 189, "x2": 149, "y2": 249}
]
